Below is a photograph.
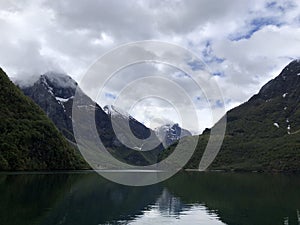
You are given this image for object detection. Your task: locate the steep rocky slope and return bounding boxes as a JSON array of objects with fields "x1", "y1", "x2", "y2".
[{"x1": 0, "y1": 68, "x2": 85, "y2": 170}]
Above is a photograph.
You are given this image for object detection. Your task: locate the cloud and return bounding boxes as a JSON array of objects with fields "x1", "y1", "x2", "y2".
[
  {"x1": 0, "y1": 0, "x2": 300, "y2": 132},
  {"x1": 212, "y1": 25, "x2": 300, "y2": 105}
]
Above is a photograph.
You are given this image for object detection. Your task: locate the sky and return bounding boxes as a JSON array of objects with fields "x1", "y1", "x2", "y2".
[{"x1": 1, "y1": 0, "x2": 300, "y2": 133}]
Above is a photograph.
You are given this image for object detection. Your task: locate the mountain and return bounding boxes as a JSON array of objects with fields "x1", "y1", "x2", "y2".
[
  {"x1": 20, "y1": 72, "x2": 77, "y2": 142},
  {"x1": 155, "y1": 123, "x2": 192, "y2": 148},
  {"x1": 184, "y1": 59, "x2": 300, "y2": 172},
  {"x1": 161, "y1": 60, "x2": 300, "y2": 172},
  {"x1": 103, "y1": 104, "x2": 155, "y2": 142},
  {"x1": 0, "y1": 68, "x2": 86, "y2": 170},
  {"x1": 18, "y1": 72, "x2": 164, "y2": 166},
  {"x1": 104, "y1": 105, "x2": 191, "y2": 150}
]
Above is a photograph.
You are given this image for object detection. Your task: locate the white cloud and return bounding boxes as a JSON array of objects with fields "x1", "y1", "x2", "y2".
[
  {"x1": 0, "y1": 0, "x2": 300, "y2": 132},
  {"x1": 212, "y1": 25, "x2": 300, "y2": 105}
]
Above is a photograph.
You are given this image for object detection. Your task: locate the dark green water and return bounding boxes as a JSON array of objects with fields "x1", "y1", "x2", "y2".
[{"x1": 1, "y1": 171, "x2": 300, "y2": 225}]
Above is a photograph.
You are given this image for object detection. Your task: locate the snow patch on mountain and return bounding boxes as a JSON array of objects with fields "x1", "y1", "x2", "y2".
[
  {"x1": 155, "y1": 123, "x2": 192, "y2": 147},
  {"x1": 55, "y1": 96, "x2": 73, "y2": 103}
]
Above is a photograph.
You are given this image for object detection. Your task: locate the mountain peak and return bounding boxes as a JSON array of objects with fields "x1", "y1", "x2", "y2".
[
  {"x1": 42, "y1": 71, "x2": 77, "y2": 89},
  {"x1": 155, "y1": 123, "x2": 192, "y2": 147},
  {"x1": 36, "y1": 72, "x2": 78, "y2": 99},
  {"x1": 280, "y1": 59, "x2": 300, "y2": 77},
  {"x1": 250, "y1": 60, "x2": 300, "y2": 102},
  {"x1": 12, "y1": 71, "x2": 78, "y2": 91}
]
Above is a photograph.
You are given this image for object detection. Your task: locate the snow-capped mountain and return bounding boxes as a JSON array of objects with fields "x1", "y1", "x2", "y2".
[
  {"x1": 16, "y1": 72, "x2": 164, "y2": 166},
  {"x1": 18, "y1": 73, "x2": 77, "y2": 141},
  {"x1": 0, "y1": 68, "x2": 86, "y2": 170},
  {"x1": 155, "y1": 123, "x2": 192, "y2": 148},
  {"x1": 104, "y1": 105, "x2": 192, "y2": 148},
  {"x1": 104, "y1": 104, "x2": 164, "y2": 150}
]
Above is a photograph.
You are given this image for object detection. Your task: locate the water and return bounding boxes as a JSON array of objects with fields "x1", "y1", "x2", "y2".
[{"x1": 1, "y1": 171, "x2": 300, "y2": 225}]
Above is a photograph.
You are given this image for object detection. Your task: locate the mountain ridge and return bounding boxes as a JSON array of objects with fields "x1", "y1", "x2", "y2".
[
  {"x1": 164, "y1": 60, "x2": 300, "y2": 173},
  {"x1": 0, "y1": 68, "x2": 86, "y2": 170},
  {"x1": 18, "y1": 72, "x2": 165, "y2": 166}
]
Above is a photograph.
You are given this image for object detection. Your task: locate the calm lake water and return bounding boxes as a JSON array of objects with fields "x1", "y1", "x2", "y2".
[{"x1": 1, "y1": 171, "x2": 300, "y2": 225}]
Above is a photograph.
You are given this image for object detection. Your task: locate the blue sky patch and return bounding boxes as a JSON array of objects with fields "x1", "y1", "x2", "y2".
[
  {"x1": 229, "y1": 16, "x2": 284, "y2": 41},
  {"x1": 212, "y1": 71, "x2": 224, "y2": 77},
  {"x1": 173, "y1": 71, "x2": 191, "y2": 78},
  {"x1": 266, "y1": 0, "x2": 296, "y2": 12},
  {"x1": 105, "y1": 92, "x2": 117, "y2": 100},
  {"x1": 214, "y1": 99, "x2": 224, "y2": 108},
  {"x1": 200, "y1": 40, "x2": 225, "y2": 64},
  {"x1": 187, "y1": 60, "x2": 205, "y2": 71}
]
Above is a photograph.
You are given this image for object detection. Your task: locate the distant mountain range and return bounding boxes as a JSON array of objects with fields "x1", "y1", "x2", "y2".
[
  {"x1": 15, "y1": 72, "x2": 192, "y2": 166},
  {"x1": 183, "y1": 59, "x2": 300, "y2": 172},
  {"x1": 2, "y1": 59, "x2": 300, "y2": 172},
  {"x1": 16, "y1": 72, "x2": 164, "y2": 166},
  {"x1": 155, "y1": 123, "x2": 192, "y2": 148}
]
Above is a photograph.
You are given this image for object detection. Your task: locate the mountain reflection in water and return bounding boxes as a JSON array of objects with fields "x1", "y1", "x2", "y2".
[{"x1": 0, "y1": 171, "x2": 300, "y2": 225}]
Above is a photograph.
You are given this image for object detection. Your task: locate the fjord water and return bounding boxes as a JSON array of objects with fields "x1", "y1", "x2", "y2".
[{"x1": 1, "y1": 172, "x2": 300, "y2": 225}]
